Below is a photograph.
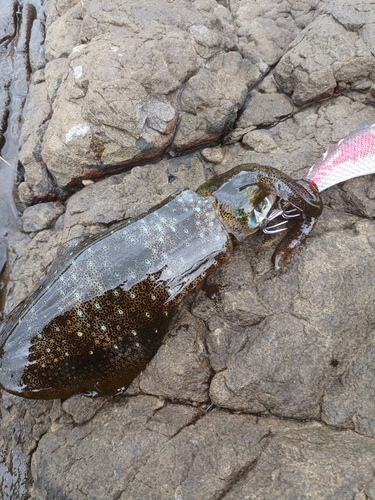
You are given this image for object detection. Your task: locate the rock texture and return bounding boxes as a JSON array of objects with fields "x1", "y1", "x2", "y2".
[{"x1": 2, "y1": 0, "x2": 375, "y2": 499}]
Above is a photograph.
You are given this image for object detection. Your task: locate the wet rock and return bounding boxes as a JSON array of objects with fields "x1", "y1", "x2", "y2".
[
  {"x1": 29, "y1": 19, "x2": 46, "y2": 72},
  {"x1": 0, "y1": 92, "x2": 9, "y2": 150},
  {"x1": 139, "y1": 310, "x2": 212, "y2": 403},
  {"x1": 21, "y1": 201, "x2": 65, "y2": 233},
  {"x1": 0, "y1": 54, "x2": 12, "y2": 151},
  {"x1": 172, "y1": 51, "x2": 260, "y2": 152},
  {"x1": 25, "y1": 0, "x2": 261, "y2": 194},
  {"x1": 231, "y1": 0, "x2": 319, "y2": 72},
  {"x1": 236, "y1": 89, "x2": 294, "y2": 128},
  {"x1": 4, "y1": 0, "x2": 375, "y2": 498},
  {"x1": 222, "y1": 418, "x2": 375, "y2": 499},
  {"x1": 274, "y1": 15, "x2": 375, "y2": 106},
  {"x1": 242, "y1": 129, "x2": 277, "y2": 152},
  {"x1": 18, "y1": 81, "x2": 53, "y2": 204},
  {"x1": 0, "y1": 393, "x2": 52, "y2": 500},
  {"x1": 32, "y1": 403, "x2": 268, "y2": 500},
  {"x1": 16, "y1": 3, "x2": 37, "y2": 53},
  {"x1": 0, "y1": 0, "x2": 17, "y2": 45}
]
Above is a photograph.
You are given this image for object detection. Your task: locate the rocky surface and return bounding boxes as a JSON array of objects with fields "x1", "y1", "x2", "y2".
[{"x1": 2, "y1": 0, "x2": 375, "y2": 499}]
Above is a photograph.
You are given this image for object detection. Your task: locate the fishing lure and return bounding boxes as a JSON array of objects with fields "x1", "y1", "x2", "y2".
[
  {"x1": 0, "y1": 124, "x2": 374, "y2": 400},
  {"x1": 263, "y1": 124, "x2": 375, "y2": 266}
]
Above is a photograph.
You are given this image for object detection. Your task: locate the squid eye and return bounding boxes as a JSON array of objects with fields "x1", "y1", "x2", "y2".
[{"x1": 247, "y1": 195, "x2": 275, "y2": 229}]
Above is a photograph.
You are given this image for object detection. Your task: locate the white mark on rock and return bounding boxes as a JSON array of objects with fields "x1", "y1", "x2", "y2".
[
  {"x1": 74, "y1": 65, "x2": 83, "y2": 79},
  {"x1": 191, "y1": 24, "x2": 209, "y2": 35},
  {"x1": 111, "y1": 46, "x2": 119, "y2": 52},
  {"x1": 72, "y1": 44, "x2": 86, "y2": 53},
  {"x1": 65, "y1": 123, "x2": 90, "y2": 144}
]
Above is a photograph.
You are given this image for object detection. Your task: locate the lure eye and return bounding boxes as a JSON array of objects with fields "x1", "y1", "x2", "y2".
[{"x1": 247, "y1": 195, "x2": 275, "y2": 229}]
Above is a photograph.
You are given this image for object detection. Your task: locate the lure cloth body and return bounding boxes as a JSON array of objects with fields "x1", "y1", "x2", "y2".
[{"x1": 307, "y1": 124, "x2": 375, "y2": 191}]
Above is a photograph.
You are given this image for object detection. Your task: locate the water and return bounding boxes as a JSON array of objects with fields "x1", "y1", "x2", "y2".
[{"x1": 0, "y1": 0, "x2": 43, "y2": 320}]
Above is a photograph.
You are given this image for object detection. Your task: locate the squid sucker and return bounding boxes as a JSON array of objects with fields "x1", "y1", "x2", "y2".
[{"x1": 0, "y1": 162, "x2": 333, "y2": 400}]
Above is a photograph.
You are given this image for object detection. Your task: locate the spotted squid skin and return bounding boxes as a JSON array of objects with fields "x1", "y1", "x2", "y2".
[
  {"x1": 0, "y1": 189, "x2": 231, "y2": 399},
  {"x1": 0, "y1": 164, "x2": 323, "y2": 400}
]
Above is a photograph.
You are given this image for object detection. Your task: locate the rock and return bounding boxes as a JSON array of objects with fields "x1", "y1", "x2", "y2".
[
  {"x1": 0, "y1": 393, "x2": 52, "y2": 500},
  {"x1": 0, "y1": 0, "x2": 17, "y2": 45},
  {"x1": 172, "y1": 51, "x2": 260, "y2": 152},
  {"x1": 29, "y1": 19, "x2": 46, "y2": 72},
  {"x1": 0, "y1": 49, "x2": 12, "y2": 151},
  {"x1": 44, "y1": 2, "x2": 85, "y2": 61},
  {"x1": 327, "y1": 0, "x2": 375, "y2": 30},
  {"x1": 4, "y1": 0, "x2": 375, "y2": 498},
  {"x1": 18, "y1": 81, "x2": 55, "y2": 204},
  {"x1": 21, "y1": 201, "x2": 65, "y2": 233},
  {"x1": 32, "y1": 402, "x2": 268, "y2": 500},
  {"x1": 236, "y1": 90, "x2": 294, "y2": 128},
  {"x1": 16, "y1": 3, "x2": 37, "y2": 53},
  {"x1": 44, "y1": 57, "x2": 69, "y2": 103},
  {"x1": 231, "y1": 0, "x2": 319, "y2": 72},
  {"x1": 23, "y1": 0, "x2": 265, "y2": 195},
  {"x1": 139, "y1": 310, "x2": 212, "y2": 403},
  {"x1": 222, "y1": 418, "x2": 375, "y2": 499},
  {"x1": 62, "y1": 152, "x2": 207, "y2": 235},
  {"x1": 201, "y1": 146, "x2": 225, "y2": 164},
  {"x1": 43, "y1": 0, "x2": 82, "y2": 29},
  {"x1": 224, "y1": 125, "x2": 255, "y2": 144},
  {"x1": 274, "y1": 15, "x2": 375, "y2": 106},
  {"x1": 61, "y1": 394, "x2": 106, "y2": 425},
  {"x1": 242, "y1": 129, "x2": 278, "y2": 152},
  {"x1": 0, "y1": 91, "x2": 9, "y2": 150},
  {"x1": 200, "y1": 206, "x2": 375, "y2": 429}
]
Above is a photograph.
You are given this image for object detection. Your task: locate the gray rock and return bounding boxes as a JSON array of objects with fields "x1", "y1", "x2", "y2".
[
  {"x1": 23, "y1": 0, "x2": 264, "y2": 195},
  {"x1": 327, "y1": 0, "x2": 375, "y2": 30},
  {"x1": 4, "y1": 0, "x2": 375, "y2": 498},
  {"x1": 274, "y1": 15, "x2": 375, "y2": 105},
  {"x1": 236, "y1": 90, "x2": 294, "y2": 128},
  {"x1": 29, "y1": 18, "x2": 46, "y2": 72},
  {"x1": 242, "y1": 129, "x2": 278, "y2": 152},
  {"x1": 32, "y1": 402, "x2": 269, "y2": 500},
  {"x1": 173, "y1": 51, "x2": 260, "y2": 152},
  {"x1": 62, "y1": 152, "x2": 207, "y2": 234},
  {"x1": 18, "y1": 81, "x2": 54, "y2": 204},
  {"x1": 231, "y1": 0, "x2": 319, "y2": 71},
  {"x1": 44, "y1": 57, "x2": 70, "y2": 103},
  {"x1": 139, "y1": 310, "x2": 212, "y2": 403},
  {"x1": 201, "y1": 146, "x2": 225, "y2": 164},
  {"x1": 16, "y1": 3, "x2": 37, "y2": 53},
  {"x1": 222, "y1": 418, "x2": 375, "y2": 500},
  {"x1": 44, "y1": 2, "x2": 86, "y2": 61},
  {"x1": 0, "y1": 393, "x2": 52, "y2": 500},
  {"x1": 21, "y1": 201, "x2": 65, "y2": 233},
  {"x1": 0, "y1": 0, "x2": 17, "y2": 45}
]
